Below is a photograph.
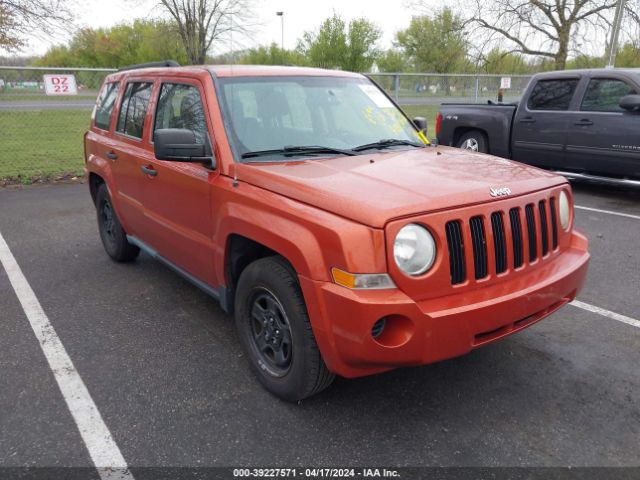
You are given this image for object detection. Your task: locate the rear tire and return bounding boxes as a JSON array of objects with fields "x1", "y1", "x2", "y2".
[
  {"x1": 234, "y1": 256, "x2": 335, "y2": 401},
  {"x1": 457, "y1": 130, "x2": 488, "y2": 153},
  {"x1": 95, "y1": 184, "x2": 140, "y2": 262}
]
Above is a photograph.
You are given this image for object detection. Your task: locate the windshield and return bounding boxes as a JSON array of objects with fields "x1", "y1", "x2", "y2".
[{"x1": 217, "y1": 75, "x2": 423, "y2": 161}]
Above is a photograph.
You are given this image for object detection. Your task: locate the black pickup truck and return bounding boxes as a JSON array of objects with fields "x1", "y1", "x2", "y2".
[{"x1": 436, "y1": 69, "x2": 640, "y2": 184}]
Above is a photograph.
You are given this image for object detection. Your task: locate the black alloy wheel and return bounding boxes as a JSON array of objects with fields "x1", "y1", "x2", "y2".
[
  {"x1": 234, "y1": 256, "x2": 335, "y2": 401},
  {"x1": 249, "y1": 288, "x2": 293, "y2": 377},
  {"x1": 95, "y1": 183, "x2": 140, "y2": 262}
]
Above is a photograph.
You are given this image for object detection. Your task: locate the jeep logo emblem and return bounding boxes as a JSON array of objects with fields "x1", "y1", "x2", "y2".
[{"x1": 490, "y1": 187, "x2": 511, "y2": 197}]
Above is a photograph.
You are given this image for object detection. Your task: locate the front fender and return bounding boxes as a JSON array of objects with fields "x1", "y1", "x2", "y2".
[
  {"x1": 212, "y1": 177, "x2": 388, "y2": 284},
  {"x1": 212, "y1": 183, "x2": 389, "y2": 374},
  {"x1": 215, "y1": 202, "x2": 326, "y2": 282}
]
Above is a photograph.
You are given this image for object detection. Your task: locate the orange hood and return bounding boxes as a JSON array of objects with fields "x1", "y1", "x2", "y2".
[{"x1": 234, "y1": 146, "x2": 565, "y2": 228}]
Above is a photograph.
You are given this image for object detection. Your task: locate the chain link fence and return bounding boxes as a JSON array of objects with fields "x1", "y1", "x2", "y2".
[
  {"x1": 0, "y1": 67, "x2": 532, "y2": 182},
  {"x1": 368, "y1": 73, "x2": 532, "y2": 105},
  {"x1": 0, "y1": 66, "x2": 115, "y2": 182}
]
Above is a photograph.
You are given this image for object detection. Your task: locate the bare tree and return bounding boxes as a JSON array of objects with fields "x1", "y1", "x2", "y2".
[
  {"x1": 0, "y1": 0, "x2": 74, "y2": 51},
  {"x1": 155, "y1": 0, "x2": 254, "y2": 65},
  {"x1": 621, "y1": 0, "x2": 640, "y2": 47},
  {"x1": 465, "y1": 0, "x2": 626, "y2": 69}
]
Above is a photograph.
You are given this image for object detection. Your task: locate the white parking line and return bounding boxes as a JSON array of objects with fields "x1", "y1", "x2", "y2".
[
  {"x1": 0, "y1": 231, "x2": 133, "y2": 480},
  {"x1": 571, "y1": 300, "x2": 640, "y2": 329},
  {"x1": 575, "y1": 205, "x2": 640, "y2": 220}
]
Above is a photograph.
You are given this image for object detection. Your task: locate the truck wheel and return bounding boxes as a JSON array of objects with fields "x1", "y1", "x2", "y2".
[
  {"x1": 234, "y1": 256, "x2": 335, "y2": 401},
  {"x1": 457, "y1": 131, "x2": 488, "y2": 153},
  {"x1": 95, "y1": 184, "x2": 140, "y2": 262}
]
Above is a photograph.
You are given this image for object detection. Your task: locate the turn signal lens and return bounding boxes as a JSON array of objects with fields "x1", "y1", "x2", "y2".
[{"x1": 331, "y1": 268, "x2": 396, "y2": 290}]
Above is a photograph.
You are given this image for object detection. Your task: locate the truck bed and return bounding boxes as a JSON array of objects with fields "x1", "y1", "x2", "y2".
[{"x1": 437, "y1": 102, "x2": 518, "y2": 159}]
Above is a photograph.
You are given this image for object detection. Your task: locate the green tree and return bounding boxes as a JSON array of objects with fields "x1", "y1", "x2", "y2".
[
  {"x1": 396, "y1": 8, "x2": 469, "y2": 73},
  {"x1": 300, "y1": 13, "x2": 347, "y2": 69},
  {"x1": 481, "y1": 48, "x2": 532, "y2": 74},
  {"x1": 239, "y1": 42, "x2": 308, "y2": 66},
  {"x1": 566, "y1": 54, "x2": 606, "y2": 69},
  {"x1": 615, "y1": 42, "x2": 640, "y2": 67},
  {"x1": 376, "y1": 49, "x2": 408, "y2": 73},
  {"x1": 34, "y1": 20, "x2": 188, "y2": 69},
  {"x1": 299, "y1": 13, "x2": 381, "y2": 71},
  {"x1": 343, "y1": 18, "x2": 382, "y2": 72},
  {"x1": 32, "y1": 45, "x2": 75, "y2": 67}
]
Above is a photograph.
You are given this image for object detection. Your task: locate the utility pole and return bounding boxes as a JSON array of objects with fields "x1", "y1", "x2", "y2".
[
  {"x1": 607, "y1": 0, "x2": 627, "y2": 68},
  {"x1": 276, "y1": 11, "x2": 284, "y2": 52}
]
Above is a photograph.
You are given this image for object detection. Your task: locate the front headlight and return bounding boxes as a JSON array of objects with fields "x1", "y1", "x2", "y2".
[
  {"x1": 393, "y1": 224, "x2": 436, "y2": 276},
  {"x1": 559, "y1": 190, "x2": 571, "y2": 230}
]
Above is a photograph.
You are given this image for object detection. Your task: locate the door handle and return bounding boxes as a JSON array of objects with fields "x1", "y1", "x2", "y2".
[
  {"x1": 519, "y1": 117, "x2": 536, "y2": 124},
  {"x1": 140, "y1": 165, "x2": 157, "y2": 177},
  {"x1": 106, "y1": 151, "x2": 118, "y2": 160},
  {"x1": 574, "y1": 119, "x2": 594, "y2": 126}
]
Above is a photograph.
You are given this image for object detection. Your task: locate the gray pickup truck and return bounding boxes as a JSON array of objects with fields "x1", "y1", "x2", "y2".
[{"x1": 436, "y1": 69, "x2": 640, "y2": 185}]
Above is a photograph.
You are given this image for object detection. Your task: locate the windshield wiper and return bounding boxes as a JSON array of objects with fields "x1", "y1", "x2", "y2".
[
  {"x1": 241, "y1": 145, "x2": 356, "y2": 159},
  {"x1": 351, "y1": 139, "x2": 425, "y2": 152}
]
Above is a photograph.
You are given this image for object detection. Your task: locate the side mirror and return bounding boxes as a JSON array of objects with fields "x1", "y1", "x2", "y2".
[
  {"x1": 413, "y1": 116, "x2": 428, "y2": 133},
  {"x1": 154, "y1": 128, "x2": 216, "y2": 169},
  {"x1": 619, "y1": 94, "x2": 640, "y2": 111}
]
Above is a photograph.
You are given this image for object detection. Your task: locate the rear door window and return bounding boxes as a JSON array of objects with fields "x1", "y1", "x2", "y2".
[
  {"x1": 527, "y1": 79, "x2": 579, "y2": 111},
  {"x1": 116, "y1": 82, "x2": 153, "y2": 139},
  {"x1": 94, "y1": 82, "x2": 119, "y2": 131},
  {"x1": 154, "y1": 83, "x2": 209, "y2": 145},
  {"x1": 581, "y1": 78, "x2": 636, "y2": 112}
]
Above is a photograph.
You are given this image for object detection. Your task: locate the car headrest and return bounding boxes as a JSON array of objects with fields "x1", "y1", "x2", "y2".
[{"x1": 257, "y1": 89, "x2": 289, "y2": 118}]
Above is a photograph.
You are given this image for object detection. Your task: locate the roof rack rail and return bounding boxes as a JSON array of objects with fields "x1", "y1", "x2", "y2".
[{"x1": 117, "y1": 60, "x2": 180, "y2": 72}]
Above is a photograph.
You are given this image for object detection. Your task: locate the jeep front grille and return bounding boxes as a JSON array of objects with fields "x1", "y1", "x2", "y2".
[{"x1": 445, "y1": 196, "x2": 559, "y2": 285}]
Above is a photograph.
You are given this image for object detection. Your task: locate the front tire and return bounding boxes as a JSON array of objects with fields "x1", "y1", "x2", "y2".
[
  {"x1": 457, "y1": 130, "x2": 488, "y2": 153},
  {"x1": 95, "y1": 184, "x2": 140, "y2": 262},
  {"x1": 235, "y1": 256, "x2": 335, "y2": 401}
]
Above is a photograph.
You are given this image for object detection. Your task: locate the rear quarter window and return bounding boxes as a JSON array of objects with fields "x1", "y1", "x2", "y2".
[
  {"x1": 527, "y1": 79, "x2": 579, "y2": 111},
  {"x1": 94, "y1": 83, "x2": 119, "y2": 131}
]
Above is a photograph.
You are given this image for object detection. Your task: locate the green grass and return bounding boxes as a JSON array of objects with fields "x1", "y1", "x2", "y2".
[
  {"x1": 0, "y1": 109, "x2": 90, "y2": 179},
  {"x1": 399, "y1": 104, "x2": 440, "y2": 140}
]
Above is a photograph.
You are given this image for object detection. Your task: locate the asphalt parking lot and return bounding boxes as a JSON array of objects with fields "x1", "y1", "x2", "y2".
[{"x1": 1, "y1": 181, "x2": 639, "y2": 478}]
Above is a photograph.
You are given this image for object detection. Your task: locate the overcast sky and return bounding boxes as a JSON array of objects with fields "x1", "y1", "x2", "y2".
[{"x1": 20, "y1": 0, "x2": 437, "y2": 56}]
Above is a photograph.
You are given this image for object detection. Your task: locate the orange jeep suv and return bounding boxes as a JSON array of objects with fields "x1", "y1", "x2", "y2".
[{"x1": 84, "y1": 62, "x2": 590, "y2": 401}]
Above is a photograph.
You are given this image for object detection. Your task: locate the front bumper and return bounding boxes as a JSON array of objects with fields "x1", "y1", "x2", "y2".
[{"x1": 300, "y1": 232, "x2": 589, "y2": 378}]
